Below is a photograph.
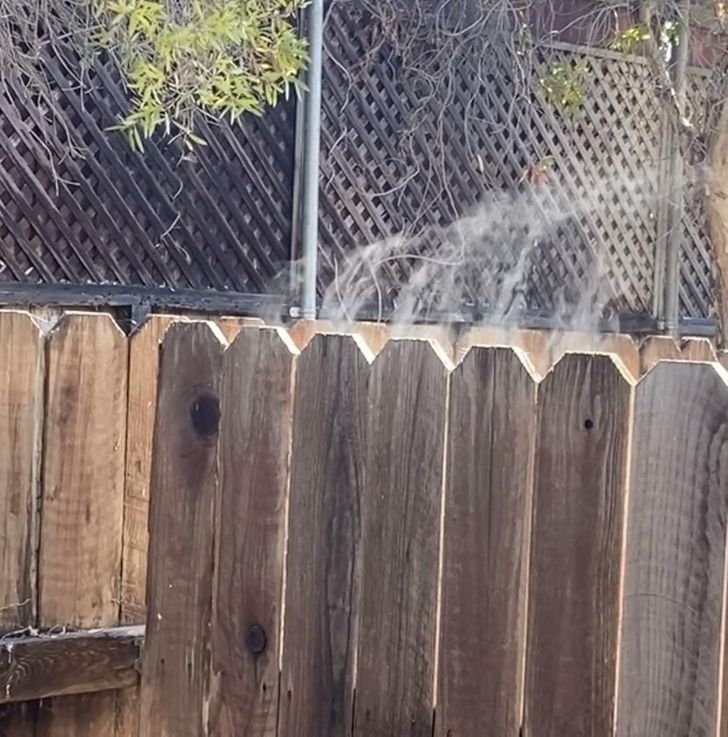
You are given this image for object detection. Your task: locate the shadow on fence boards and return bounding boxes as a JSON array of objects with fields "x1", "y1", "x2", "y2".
[{"x1": 1, "y1": 310, "x2": 728, "y2": 737}]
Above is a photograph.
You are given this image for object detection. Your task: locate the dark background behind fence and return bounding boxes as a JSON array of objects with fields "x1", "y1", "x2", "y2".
[{"x1": 0, "y1": 5, "x2": 718, "y2": 327}]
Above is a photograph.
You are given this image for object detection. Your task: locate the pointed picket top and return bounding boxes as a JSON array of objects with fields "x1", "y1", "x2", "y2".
[
  {"x1": 617, "y1": 355, "x2": 728, "y2": 737},
  {"x1": 373, "y1": 334, "x2": 455, "y2": 372},
  {"x1": 455, "y1": 342, "x2": 540, "y2": 382}
]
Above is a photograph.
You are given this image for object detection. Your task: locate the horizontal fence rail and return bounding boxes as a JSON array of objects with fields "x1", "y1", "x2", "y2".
[{"x1": 2, "y1": 309, "x2": 728, "y2": 736}]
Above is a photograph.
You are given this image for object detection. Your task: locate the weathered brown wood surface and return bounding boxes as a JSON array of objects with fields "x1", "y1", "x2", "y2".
[
  {"x1": 39, "y1": 313, "x2": 128, "y2": 626},
  {"x1": 354, "y1": 340, "x2": 449, "y2": 737},
  {"x1": 118, "y1": 315, "x2": 178, "y2": 737},
  {"x1": 279, "y1": 335, "x2": 370, "y2": 737},
  {"x1": 524, "y1": 354, "x2": 631, "y2": 737},
  {"x1": 0, "y1": 625, "x2": 144, "y2": 704},
  {"x1": 38, "y1": 313, "x2": 129, "y2": 737},
  {"x1": 210, "y1": 328, "x2": 297, "y2": 737},
  {"x1": 680, "y1": 337, "x2": 718, "y2": 363},
  {"x1": 215, "y1": 316, "x2": 265, "y2": 342},
  {"x1": 0, "y1": 311, "x2": 44, "y2": 632},
  {"x1": 0, "y1": 702, "x2": 37, "y2": 736},
  {"x1": 139, "y1": 322, "x2": 225, "y2": 737},
  {"x1": 121, "y1": 315, "x2": 176, "y2": 626},
  {"x1": 639, "y1": 336, "x2": 681, "y2": 372},
  {"x1": 548, "y1": 332, "x2": 640, "y2": 380},
  {"x1": 617, "y1": 362, "x2": 728, "y2": 737},
  {"x1": 437, "y1": 347, "x2": 537, "y2": 737},
  {"x1": 35, "y1": 693, "x2": 117, "y2": 737},
  {"x1": 455, "y1": 327, "x2": 639, "y2": 379}
]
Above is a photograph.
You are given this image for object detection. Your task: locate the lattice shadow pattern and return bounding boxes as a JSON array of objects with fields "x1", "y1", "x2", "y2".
[
  {"x1": 0, "y1": 48, "x2": 296, "y2": 295},
  {"x1": 319, "y1": 4, "x2": 714, "y2": 322}
]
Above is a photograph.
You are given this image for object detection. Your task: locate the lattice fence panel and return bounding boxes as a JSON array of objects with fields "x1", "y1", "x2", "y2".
[
  {"x1": 0, "y1": 46, "x2": 296, "y2": 294},
  {"x1": 319, "y1": 4, "x2": 715, "y2": 322},
  {"x1": 680, "y1": 68, "x2": 714, "y2": 319}
]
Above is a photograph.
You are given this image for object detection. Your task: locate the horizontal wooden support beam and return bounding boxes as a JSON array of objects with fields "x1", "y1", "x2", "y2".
[{"x1": 0, "y1": 625, "x2": 144, "y2": 704}]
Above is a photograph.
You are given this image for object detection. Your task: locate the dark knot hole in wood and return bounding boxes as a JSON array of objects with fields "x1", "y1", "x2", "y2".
[
  {"x1": 245, "y1": 624, "x2": 267, "y2": 656},
  {"x1": 189, "y1": 393, "x2": 220, "y2": 438},
  {"x1": 583, "y1": 418, "x2": 594, "y2": 431}
]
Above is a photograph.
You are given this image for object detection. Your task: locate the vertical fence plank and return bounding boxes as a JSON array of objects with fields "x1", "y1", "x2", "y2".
[
  {"x1": 353, "y1": 340, "x2": 449, "y2": 737},
  {"x1": 139, "y1": 322, "x2": 225, "y2": 737},
  {"x1": 437, "y1": 347, "x2": 537, "y2": 737},
  {"x1": 118, "y1": 314, "x2": 178, "y2": 737},
  {"x1": 0, "y1": 312, "x2": 44, "y2": 737},
  {"x1": 121, "y1": 314, "x2": 178, "y2": 625},
  {"x1": 279, "y1": 334, "x2": 370, "y2": 737},
  {"x1": 639, "y1": 336, "x2": 681, "y2": 373},
  {"x1": 617, "y1": 363, "x2": 728, "y2": 737},
  {"x1": 210, "y1": 328, "x2": 297, "y2": 737},
  {"x1": 680, "y1": 337, "x2": 718, "y2": 363},
  {"x1": 37, "y1": 312, "x2": 129, "y2": 737},
  {"x1": 0, "y1": 311, "x2": 44, "y2": 631},
  {"x1": 524, "y1": 354, "x2": 631, "y2": 737}
]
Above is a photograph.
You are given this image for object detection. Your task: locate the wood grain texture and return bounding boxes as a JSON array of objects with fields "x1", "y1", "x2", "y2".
[
  {"x1": 524, "y1": 354, "x2": 631, "y2": 737},
  {"x1": 548, "y1": 332, "x2": 639, "y2": 381},
  {"x1": 0, "y1": 311, "x2": 44, "y2": 631},
  {"x1": 680, "y1": 337, "x2": 718, "y2": 363},
  {"x1": 122, "y1": 314, "x2": 176, "y2": 626},
  {"x1": 279, "y1": 334, "x2": 370, "y2": 737},
  {"x1": 287, "y1": 319, "x2": 388, "y2": 356},
  {"x1": 210, "y1": 328, "x2": 297, "y2": 737},
  {"x1": 437, "y1": 347, "x2": 537, "y2": 737},
  {"x1": 0, "y1": 625, "x2": 143, "y2": 704},
  {"x1": 119, "y1": 315, "x2": 177, "y2": 737},
  {"x1": 139, "y1": 322, "x2": 225, "y2": 737},
  {"x1": 456, "y1": 327, "x2": 547, "y2": 375},
  {"x1": 639, "y1": 336, "x2": 681, "y2": 373},
  {"x1": 354, "y1": 339, "x2": 449, "y2": 737},
  {"x1": 38, "y1": 312, "x2": 129, "y2": 737},
  {"x1": 216, "y1": 316, "x2": 265, "y2": 342},
  {"x1": 0, "y1": 702, "x2": 37, "y2": 737},
  {"x1": 35, "y1": 693, "x2": 117, "y2": 737},
  {"x1": 39, "y1": 312, "x2": 128, "y2": 628},
  {"x1": 617, "y1": 362, "x2": 728, "y2": 737}
]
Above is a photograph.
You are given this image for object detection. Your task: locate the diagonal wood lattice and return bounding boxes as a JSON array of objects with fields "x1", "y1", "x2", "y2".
[
  {"x1": 0, "y1": 47, "x2": 296, "y2": 295},
  {"x1": 0, "y1": 11, "x2": 716, "y2": 324},
  {"x1": 318, "y1": 4, "x2": 714, "y2": 322}
]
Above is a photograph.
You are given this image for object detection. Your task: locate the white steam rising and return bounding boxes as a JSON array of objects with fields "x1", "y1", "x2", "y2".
[{"x1": 318, "y1": 177, "x2": 656, "y2": 331}]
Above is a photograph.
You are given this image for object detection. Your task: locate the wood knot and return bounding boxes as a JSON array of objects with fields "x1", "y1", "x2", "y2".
[
  {"x1": 189, "y1": 393, "x2": 220, "y2": 438},
  {"x1": 245, "y1": 625, "x2": 267, "y2": 656}
]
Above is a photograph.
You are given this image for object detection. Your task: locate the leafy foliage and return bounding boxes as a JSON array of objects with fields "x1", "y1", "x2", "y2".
[
  {"x1": 92, "y1": 0, "x2": 309, "y2": 148},
  {"x1": 609, "y1": 24, "x2": 651, "y2": 53},
  {"x1": 539, "y1": 61, "x2": 590, "y2": 113}
]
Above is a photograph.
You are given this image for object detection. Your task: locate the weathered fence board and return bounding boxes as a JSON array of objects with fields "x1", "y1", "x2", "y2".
[
  {"x1": 0, "y1": 625, "x2": 144, "y2": 704},
  {"x1": 38, "y1": 312, "x2": 128, "y2": 737},
  {"x1": 639, "y1": 336, "x2": 681, "y2": 372},
  {"x1": 0, "y1": 311, "x2": 43, "y2": 631},
  {"x1": 121, "y1": 315, "x2": 176, "y2": 625},
  {"x1": 0, "y1": 703, "x2": 37, "y2": 736},
  {"x1": 524, "y1": 354, "x2": 632, "y2": 737},
  {"x1": 35, "y1": 693, "x2": 117, "y2": 737},
  {"x1": 210, "y1": 328, "x2": 297, "y2": 737},
  {"x1": 617, "y1": 362, "x2": 728, "y2": 737},
  {"x1": 437, "y1": 347, "x2": 537, "y2": 737},
  {"x1": 39, "y1": 313, "x2": 128, "y2": 625},
  {"x1": 118, "y1": 314, "x2": 177, "y2": 737},
  {"x1": 139, "y1": 322, "x2": 225, "y2": 737},
  {"x1": 353, "y1": 340, "x2": 449, "y2": 737},
  {"x1": 279, "y1": 334, "x2": 370, "y2": 737}
]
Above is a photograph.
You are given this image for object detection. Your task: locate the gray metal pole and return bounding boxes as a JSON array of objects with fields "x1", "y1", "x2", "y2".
[
  {"x1": 301, "y1": 0, "x2": 324, "y2": 319},
  {"x1": 664, "y1": 0, "x2": 690, "y2": 335}
]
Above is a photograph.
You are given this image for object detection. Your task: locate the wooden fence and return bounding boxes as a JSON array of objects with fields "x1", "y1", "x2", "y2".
[{"x1": 1, "y1": 309, "x2": 728, "y2": 736}]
